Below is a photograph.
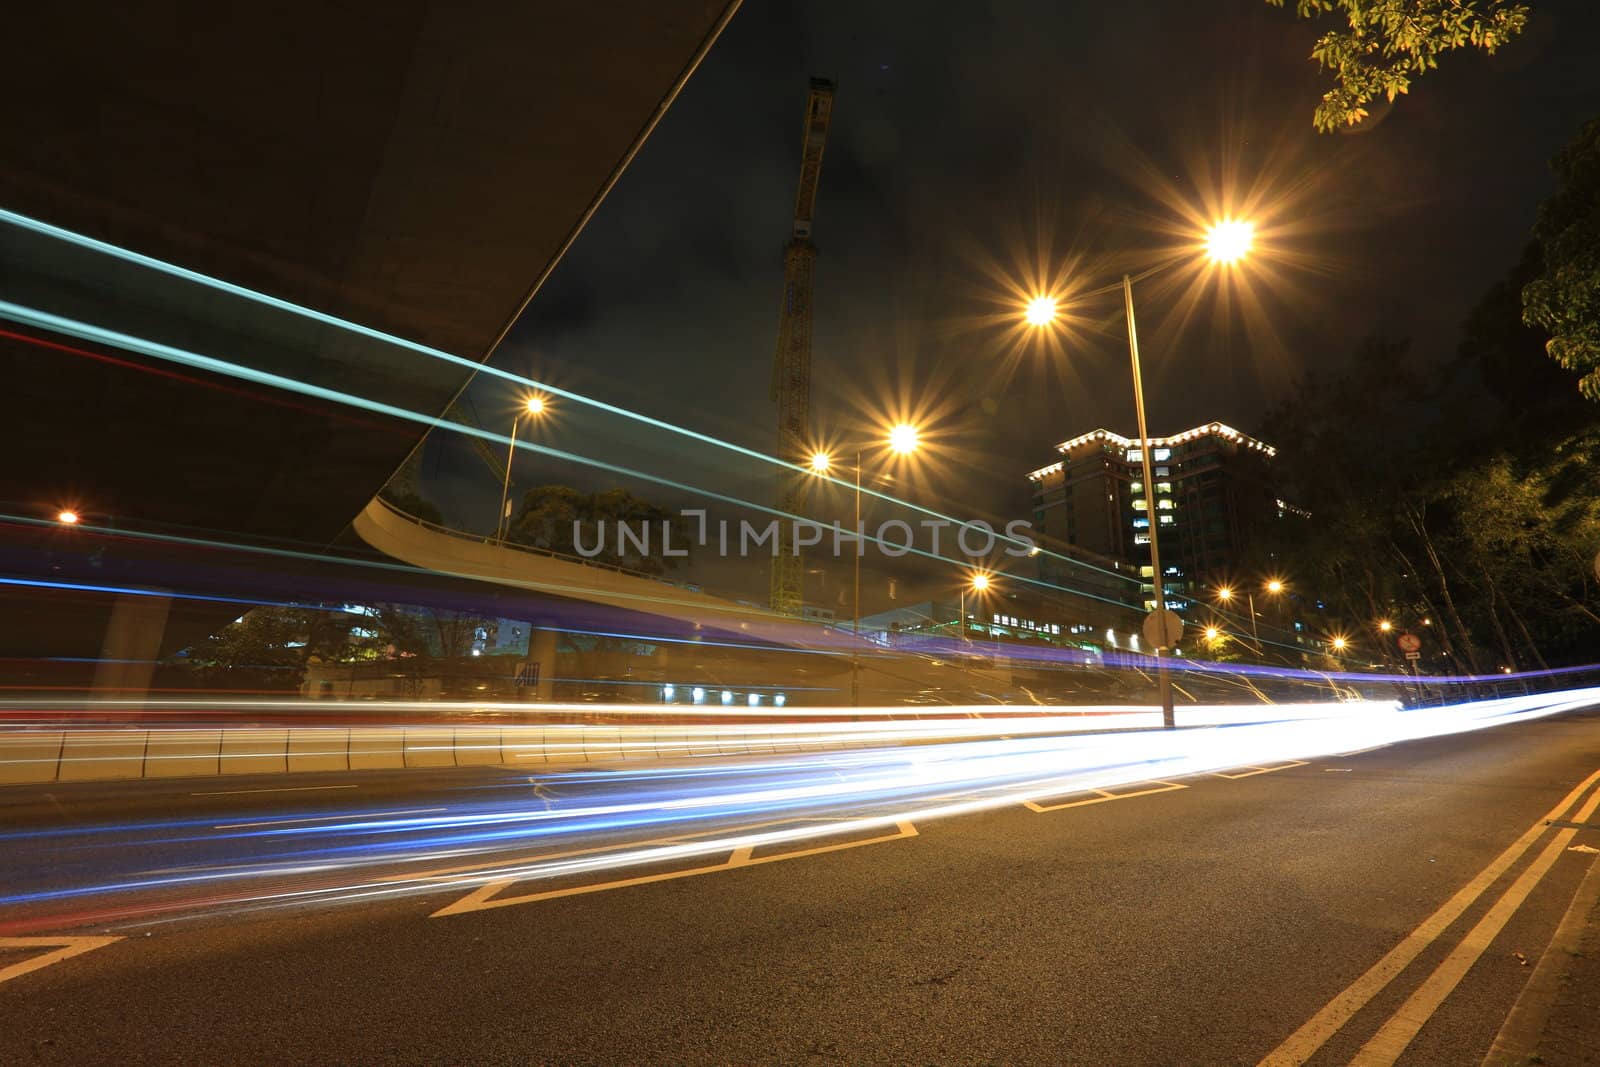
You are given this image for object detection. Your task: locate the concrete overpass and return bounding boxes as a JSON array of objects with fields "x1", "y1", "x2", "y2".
[{"x1": 0, "y1": 2, "x2": 742, "y2": 689}]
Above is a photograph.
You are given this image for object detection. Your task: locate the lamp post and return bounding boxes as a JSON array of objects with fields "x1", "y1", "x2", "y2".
[
  {"x1": 1215, "y1": 580, "x2": 1283, "y2": 657},
  {"x1": 960, "y1": 572, "x2": 991, "y2": 642},
  {"x1": 810, "y1": 422, "x2": 920, "y2": 706},
  {"x1": 1022, "y1": 221, "x2": 1253, "y2": 729},
  {"x1": 497, "y1": 396, "x2": 546, "y2": 544}
]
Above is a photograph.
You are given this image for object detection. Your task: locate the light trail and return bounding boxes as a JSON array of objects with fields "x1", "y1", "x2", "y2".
[{"x1": 0, "y1": 688, "x2": 1592, "y2": 934}]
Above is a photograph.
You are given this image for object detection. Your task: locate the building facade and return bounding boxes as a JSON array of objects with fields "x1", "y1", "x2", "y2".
[{"x1": 1026, "y1": 422, "x2": 1286, "y2": 615}]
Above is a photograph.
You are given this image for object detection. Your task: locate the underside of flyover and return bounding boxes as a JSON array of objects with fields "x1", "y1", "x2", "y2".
[{"x1": 0, "y1": 1, "x2": 742, "y2": 681}]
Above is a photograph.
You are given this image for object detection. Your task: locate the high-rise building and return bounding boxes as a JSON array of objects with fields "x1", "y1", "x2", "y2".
[{"x1": 1026, "y1": 422, "x2": 1288, "y2": 613}]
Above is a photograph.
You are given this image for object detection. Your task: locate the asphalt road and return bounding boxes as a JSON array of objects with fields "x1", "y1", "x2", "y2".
[{"x1": 3, "y1": 706, "x2": 1599, "y2": 1065}]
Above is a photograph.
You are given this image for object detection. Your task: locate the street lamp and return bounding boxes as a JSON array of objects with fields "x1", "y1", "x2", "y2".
[
  {"x1": 1377, "y1": 619, "x2": 1393, "y2": 633},
  {"x1": 1213, "y1": 581, "x2": 1280, "y2": 655},
  {"x1": 810, "y1": 424, "x2": 923, "y2": 703},
  {"x1": 1024, "y1": 296, "x2": 1058, "y2": 327},
  {"x1": 1023, "y1": 221, "x2": 1255, "y2": 729},
  {"x1": 1330, "y1": 635, "x2": 1349, "y2": 653},
  {"x1": 496, "y1": 395, "x2": 547, "y2": 544},
  {"x1": 56, "y1": 509, "x2": 80, "y2": 525},
  {"x1": 1205, "y1": 219, "x2": 1254, "y2": 264},
  {"x1": 960, "y1": 572, "x2": 993, "y2": 642}
]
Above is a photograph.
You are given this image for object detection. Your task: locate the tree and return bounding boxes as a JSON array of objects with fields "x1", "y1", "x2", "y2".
[
  {"x1": 505, "y1": 486, "x2": 689, "y2": 577},
  {"x1": 1523, "y1": 116, "x2": 1600, "y2": 400},
  {"x1": 1267, "y1": 0, "x2": 1530, "y2": 131},
  {"x1": 377, "y1": 486, "x2": 445, "y2": 526}
]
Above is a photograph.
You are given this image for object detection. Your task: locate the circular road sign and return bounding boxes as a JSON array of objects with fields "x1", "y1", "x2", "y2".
[
  {"x1": 1397, "y1": 632, "x2": 1422, "y2": 654},
  {"x1": 1143, "y1": 608, "x2": 1184, "y2": 649}
]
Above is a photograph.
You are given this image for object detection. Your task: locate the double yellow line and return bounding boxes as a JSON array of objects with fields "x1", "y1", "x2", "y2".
[{"x1": 1260, "y1": 767, "x2": 1600, "y2": 1066}]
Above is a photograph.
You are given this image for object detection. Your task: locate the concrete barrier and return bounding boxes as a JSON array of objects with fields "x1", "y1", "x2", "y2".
[
  {"x1": 145, "y1": 729, "x2": 222, "y2": 778},
  {"x1": 0, "y1": 718, "x2": 943, "y2": 787},
  {"x1": 220, "y1": 728, "x2": 288, "y2": 775},
  {"x1": 0, "y1": 730, "x2": 64, "y2": 784},
  {"x1": 58, "y1": 730, "x2": 147, "y2": 782}
]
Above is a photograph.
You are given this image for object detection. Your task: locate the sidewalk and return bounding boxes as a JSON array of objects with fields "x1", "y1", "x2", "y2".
[{"x1": 1485, "y1": 845, "x2": 1600, "y2": 1066}]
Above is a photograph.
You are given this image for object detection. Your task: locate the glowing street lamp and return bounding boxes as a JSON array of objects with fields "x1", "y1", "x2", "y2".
[
  {"x1": 1022, "y1": 220, "x2": 1254, "y2": 729},
  {"x1": 497, "y1": 395, "x2": 548, "y2": 543},
  {"x1": 1203, "y1": 625, "x2": 1221, "y2": 641},
  {"x1": 56, "y1": 509, "x2": 81, "y2": 525},
  {"x1": 1377, "y1": 619, "x2": 1393, "y2": 633},
  {"x1": 811, "y1": 426, "x2": 923, "y2": 703},
  {"x1": 1330, "y1": 635, "x2": 1349, "y2": 653},
  {"x1": 960, "y1": 572, "x2": 993, "y2": 641},
  {"x1": 1205, "y1": 219, "x2": 1254, "y2": 264},
  {"x1": 888, "y1": 422, "x2": 920, "y2": 456},
  {"x1": 1265, "y1": 578, "x2": 1285, "y2": 595},
  {"x1": 1024, "y1": 296, "x2": 1058, "y2": 327}
]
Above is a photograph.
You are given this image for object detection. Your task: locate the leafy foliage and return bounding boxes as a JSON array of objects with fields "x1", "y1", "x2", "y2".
[
  {"x1": 1267, "y1": 0, "x2": 1530, "y2": 131},
  {"x1": 1522, "y1": 116, "x2": 1600, "y2": 400},
  {"x1": 506, "y1": 486, "x2": 688, "y2": 576}
]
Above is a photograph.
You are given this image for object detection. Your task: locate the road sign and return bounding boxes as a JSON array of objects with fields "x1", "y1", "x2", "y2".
[
  {"x1": 1142, "y1": 608, "x2": 1183, "y2": 649},
  {"x1": 1397, "y1": 632, "x2": 1422, "y2": 654},
  {"x1": 1405, "y1": 651, "x2": 1421, "y2": 661}
]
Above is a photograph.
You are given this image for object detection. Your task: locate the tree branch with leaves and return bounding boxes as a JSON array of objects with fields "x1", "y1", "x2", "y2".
[{"x1": 1267, "y1": 0, "x2": 1530, "y2": 131}]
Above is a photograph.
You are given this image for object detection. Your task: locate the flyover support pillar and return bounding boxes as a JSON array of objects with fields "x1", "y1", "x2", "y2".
[{"x1": 91, "y1": 592, "x2": 172, "y2": 703}]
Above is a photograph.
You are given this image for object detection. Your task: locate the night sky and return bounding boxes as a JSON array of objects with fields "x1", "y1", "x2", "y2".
[{"x1": 432, "y1": 0, "x2": 1600, "y2": 559}]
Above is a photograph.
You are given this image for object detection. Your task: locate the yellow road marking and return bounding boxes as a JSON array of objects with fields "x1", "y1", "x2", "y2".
[
  {"x1": 1025, "y1": 781, "x2": 1187, "y2": 812},
  {"x1": 1210, "y1": 760, "x2": 1308, "y2": 780},
  {"x1": 0, "y1": 936, "x2": 123, "y2": 985},
  {"x1": 431, "y1": 820, "x2": 918, "y2": 917},
  {"x1": 383, "y1": 817, "x2": 812, "y2": 884},
  {"x1": 1349, "y1": 782, "x2": 1600, "y2": 1065},
  {"x1": 1257, "y1": 766, "x2": 1600, "y2": 1067}
]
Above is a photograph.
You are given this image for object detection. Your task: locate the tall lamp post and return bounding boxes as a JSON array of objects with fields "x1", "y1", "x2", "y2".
[
  {"x1": 1024, "y1": 218, "x2": 1254, "y2": 729},
  {"x1": 1214, "y1": 579, "x2": 1284, "y2": 657},
  {"x1": 497, "y1": 395, "x2": 546, "y2": 544},
  {"x1": 960, "y1": 571, "x2": 991, "y2": 641},
  {"x1": 809, "y1": 422, "x2": 921, "y2": 706}
]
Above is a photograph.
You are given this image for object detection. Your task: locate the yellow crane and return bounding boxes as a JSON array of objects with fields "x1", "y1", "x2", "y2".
[{"x1": 769, "y1": 77, "x2": 835, "y2": 616}]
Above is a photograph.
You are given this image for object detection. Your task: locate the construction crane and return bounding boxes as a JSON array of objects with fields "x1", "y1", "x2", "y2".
[{"x1": 769, "y1": 77, "x2": 835, "y2": 616}]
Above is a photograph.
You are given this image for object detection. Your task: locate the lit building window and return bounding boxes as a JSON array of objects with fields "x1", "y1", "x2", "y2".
[{"x1": 1131, "y1": 499, "x2": 1147, "y2": 510}]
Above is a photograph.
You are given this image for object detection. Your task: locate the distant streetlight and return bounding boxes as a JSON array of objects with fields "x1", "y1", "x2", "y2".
[
  {"x1": 1214, "y1": 580, "x2": 1281, "y2": 654},
  {"x1": 1024, "y1": 219, "x2": 1255, "y2": 730},
  {"x1": 960, "y1": 572, "x2": 993, "y2": 642},
  {"x1": 56, "y1": 509, "x2": 80, "y2": 525},
  {"x1": 497, "y1": 395, "x2": 548, "y2": 544},
  {"x1": 1330, "y1": 635, "x2": 1349, "y2": 653},
  {"x1": 1377, "y1": 619, "x2": 1393, "y2": 633},
  {"x1": 810, "y1": 424, "x2": 923, "y2": 703},
  {"x1": 1204, "y1": 625, "x2": 1221, "y2": 641}
]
